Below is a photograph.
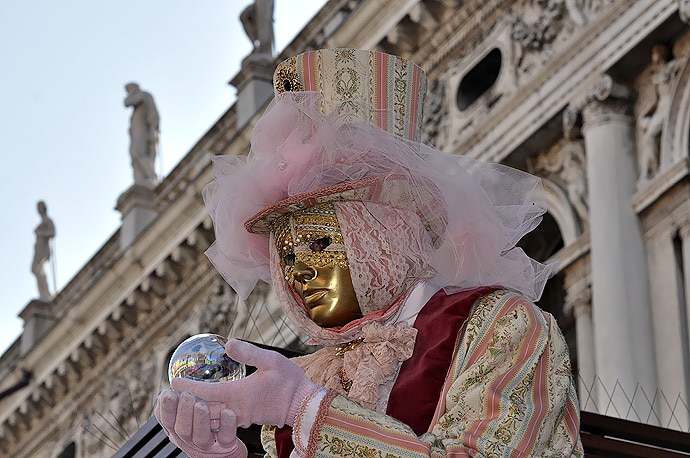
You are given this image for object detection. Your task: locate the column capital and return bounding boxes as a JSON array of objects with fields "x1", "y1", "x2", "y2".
[
  {"x1": 680, "y1": 0, "x2": 690, "y2": 25},
  {"x1": 564, "y1": 284, "x2": 592, "y2": 317},
  {"x1": 563, "y1": 74, "x2": 633, "y2": 138},
  {"x1": 677, "y1": 219, "x2": 690, "y2": 239}
]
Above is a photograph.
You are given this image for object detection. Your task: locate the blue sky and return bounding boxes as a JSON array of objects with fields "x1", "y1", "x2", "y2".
[{"x1": 0, "y1": 0, "x2": 327, "y2": 355}]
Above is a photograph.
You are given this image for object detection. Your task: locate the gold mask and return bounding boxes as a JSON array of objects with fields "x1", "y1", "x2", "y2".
[{"x1": 273, "y1": 203, "x2": 362, "y2": 327}]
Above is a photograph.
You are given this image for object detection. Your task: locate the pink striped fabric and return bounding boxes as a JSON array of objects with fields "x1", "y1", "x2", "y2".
[{"x1": 273, "y1": 48, "x2": 427, "y2": 142}]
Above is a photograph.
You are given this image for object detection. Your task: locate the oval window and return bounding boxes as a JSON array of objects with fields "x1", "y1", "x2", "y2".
[{"x1": 456, "y1": 48, "x2": 502, "y2": 111}]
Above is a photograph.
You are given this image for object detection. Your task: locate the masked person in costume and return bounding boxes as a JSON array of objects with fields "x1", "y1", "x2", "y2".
[{"x1": 155, "y1": 49, "x2": 584, "y2": 457}]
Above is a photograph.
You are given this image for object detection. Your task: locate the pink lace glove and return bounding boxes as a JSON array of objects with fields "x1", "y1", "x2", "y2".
[
  {"x1": 171, "y1": 338, "x2": 319, "y2": 428},
  {"x1": 154, "y1": 389, "x2": 248, "y2": 458}
]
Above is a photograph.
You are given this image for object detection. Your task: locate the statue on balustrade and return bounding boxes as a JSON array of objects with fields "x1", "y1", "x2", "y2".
[
  {"x1": 31, "y1": 200, "x2": 55, "y2": 302},
  {"x1": 240, "y1": 0, "x2": 274, "y2": 57},
  {"x1": 124, "y1": 82, "x2": 160, "y2": 188}
]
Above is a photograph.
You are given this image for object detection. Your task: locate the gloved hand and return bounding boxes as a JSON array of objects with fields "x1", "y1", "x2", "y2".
[
  {"x1": 155, "y1": 389, "x2": 248, "y2": 458},
  {"x1": 171, "y1": 338, "x2": 319, "y2": 428}
]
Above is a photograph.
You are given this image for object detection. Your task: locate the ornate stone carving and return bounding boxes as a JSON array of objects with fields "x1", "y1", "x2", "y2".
[
  {"x1": 564, "y1": 283, "x2": 591, "y2": 317},
  {"x1": 83, "y1": 356, "x2": 157, "y2": 456},
  {"x1": 680, "y1": 0, "x2": 690, "y2": 24},
  {"x1": 423, "y1": 77, "x2": 448, "y2": 147},
  {"x1": 563, "y1": 74, "x2": 632, "y2": 137},
  {"x1": 511, "y1": 0, "x2": 587, "y2": 74},
  {"x1": 198, "y1": 276, "x2": 238, "y2": 336},
  {"x1": 534, "y1": 140, "x2": 589, "y2": 229},
  {"x1": 82, "y1": 403, "x2": 112, "y2": 456},
  {"x1": 636, "y1": 45, "x2": 682, "y2": 186},
  {"x1": 512, "y1": 0, "x2": 585, "y2": 51}
]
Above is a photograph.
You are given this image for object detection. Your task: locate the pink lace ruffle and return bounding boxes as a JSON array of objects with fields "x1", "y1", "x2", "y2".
[{"x1": 292, "y1": 321, "x2": 417, "y2": 412}]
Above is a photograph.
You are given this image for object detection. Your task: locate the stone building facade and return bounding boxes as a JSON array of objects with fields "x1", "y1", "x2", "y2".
[{"x1": 1, "y1": 1, "x2": 690, "y2": 456}]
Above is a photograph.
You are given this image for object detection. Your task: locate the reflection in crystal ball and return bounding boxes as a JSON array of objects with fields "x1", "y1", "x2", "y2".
[{"x1": 168, "y1": 333, "x2": 246, "y2": 384}]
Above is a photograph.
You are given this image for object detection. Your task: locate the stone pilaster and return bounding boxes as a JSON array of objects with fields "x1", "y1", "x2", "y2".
[
  {"x1": 19, "y1": 300, "x2": 56, "y2": 356},
  {"x1": 230, "y1": 54, "x2": 275, "y2": 129},
  {"x1": 565, "y1": 286, "x2": 596, "y2": 409},
  {"x1": 675, "y1": 222, "x2": 690, "y2": 429},
  {"x1": 565, "y1": 74, "x2": 658, "y2": 421},
  {"x1": 116, "y1": 184, "x2": 157, "y2": 250}
]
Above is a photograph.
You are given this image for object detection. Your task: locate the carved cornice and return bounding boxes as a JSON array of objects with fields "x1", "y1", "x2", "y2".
[
  {"x1": 632, "y1": 157, "x2": 690, "y2": 214},
  {"x1": 413, "y1": 0, "x2": 508, "y2": 74}
]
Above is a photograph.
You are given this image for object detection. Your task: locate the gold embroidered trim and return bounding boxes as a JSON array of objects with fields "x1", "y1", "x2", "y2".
[
  {"x1": 334, "y1": 337, "x2": 364, "y2": 356},
  {"x1": 337, "y1": 369, "x2": 353, "y2": 393},
  {"x1": 272, "y1": 203, "x2": 349, "y2": 279},
  {"x1": 274, "y1": 65, "x2": 302, "y2": 94}
]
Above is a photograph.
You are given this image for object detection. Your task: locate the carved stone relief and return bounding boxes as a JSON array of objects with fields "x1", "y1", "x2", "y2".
[
  {"x1": 563, "y1": 74, "x2": 632, "y2": 136},
  {"x1": 423, "y1": 77, "x2": 448, "y2": 148},
  {"x1": 113, "y1": 358, "x2": 155, "y2": 432},
  {"x1": 635, "y1": 44, "x2": 683, "y2": 186},
  {"x1": 82, "y1": 356, "x2": 157, "y2": 456},
  {"x1": 533, "y1": 139, "x2": 590, "y2": 231},
  {"x1": 193, "y1": 276, "x2": 304, "y2": 350},
  {"x1": 197, "y1": 275, "x2": 238, "y2": 336},
  {"x1": 510, "y1": 0, "x2": 612, "y2": 79}
]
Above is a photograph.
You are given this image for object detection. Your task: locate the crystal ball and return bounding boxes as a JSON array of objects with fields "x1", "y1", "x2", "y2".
[{"x1": 168, "y1": 333, "x2": 246, "y2": 384}]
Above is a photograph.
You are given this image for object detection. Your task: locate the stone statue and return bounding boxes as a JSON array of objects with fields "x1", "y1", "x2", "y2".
[
  {"x1": 31, "y1": 200, "x2": 56, "y2": 302},
  {"x1": 124, "y1": 82, "x2": 160, "y2": 188},
  {"x1": 636, "y1": 45, "x2": 681, "y2": 185},
  {"x1": 240, "y1": 0, "x2": 275, "y2": 57}
]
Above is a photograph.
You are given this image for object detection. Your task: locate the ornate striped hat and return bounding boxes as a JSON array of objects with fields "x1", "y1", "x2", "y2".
[
  {"x1": 272, "y1": 48, "x2": 427, "y2": 142},
  {"x1": 243, "y1": 49, "x2": 432, "y2": 235},
  {"x1": 206, "y1": 49, "x2": 553, "y2": 303}
]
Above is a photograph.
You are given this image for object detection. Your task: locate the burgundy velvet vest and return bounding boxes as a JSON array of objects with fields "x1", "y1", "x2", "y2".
[{"x1": 275, "y1": 286, "x2": 498, "y2": 457}]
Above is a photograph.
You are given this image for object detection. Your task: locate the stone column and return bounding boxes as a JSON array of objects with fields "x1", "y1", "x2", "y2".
[
  {"x1": 566, "y1": 286, "x2": 596, "y2": 410},
  {"x1": 676, "y1": 223, "x2": 690, "y2": 429},
  {"x1": 565, "y1": 75, "x2": 658, "y2": 421}
]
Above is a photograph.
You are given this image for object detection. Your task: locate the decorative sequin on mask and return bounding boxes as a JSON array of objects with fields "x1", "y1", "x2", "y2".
[{"x1": 272, "y1": 203, "x2": 349, "y2": 281}]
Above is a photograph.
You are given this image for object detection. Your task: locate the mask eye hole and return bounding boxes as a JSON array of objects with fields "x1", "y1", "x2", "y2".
[
  {"x1": 309, "y1": 236, "x2": 332, "y2": 253},
  {"x1": 284, "y1": 253, "x2": 296, "y2": 266}
]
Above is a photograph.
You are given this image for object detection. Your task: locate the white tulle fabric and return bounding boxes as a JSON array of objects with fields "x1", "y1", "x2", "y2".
[{"x1": 203, "y1": 92, "x2": 556, "y2": 312}]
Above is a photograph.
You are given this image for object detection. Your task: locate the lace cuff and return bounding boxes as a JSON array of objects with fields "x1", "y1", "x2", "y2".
[{"x1": 292, "y1": 388, "x2": 338, "y2": 458}]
